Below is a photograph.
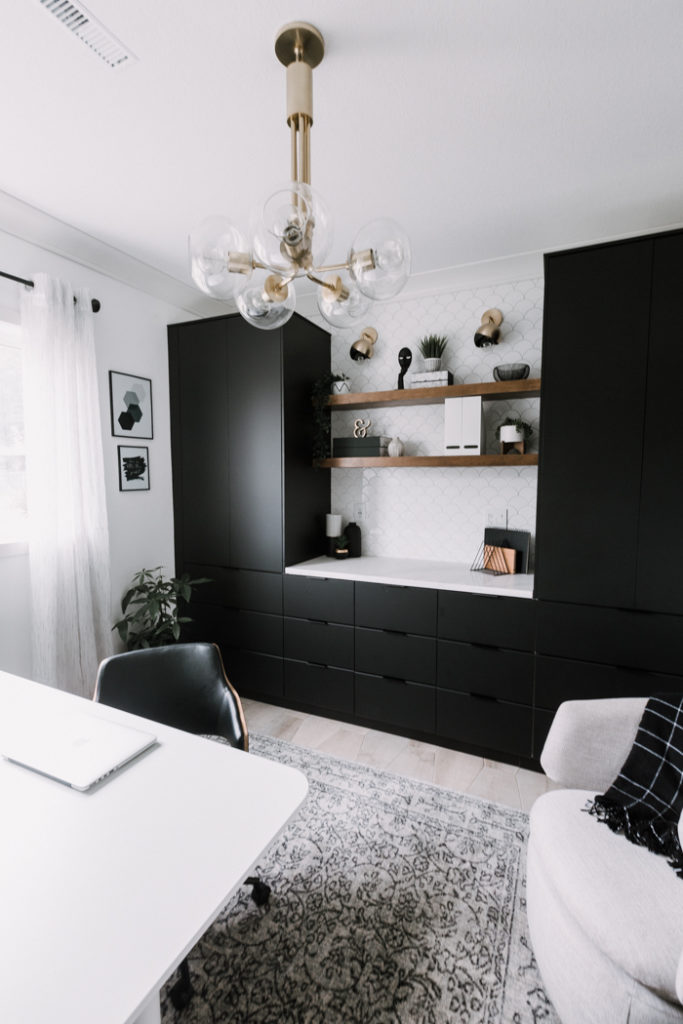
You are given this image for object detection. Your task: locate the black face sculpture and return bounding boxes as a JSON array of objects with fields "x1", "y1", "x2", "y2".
[{"x1": 397, "y1": 347, "x2": 412, "y2": 390}]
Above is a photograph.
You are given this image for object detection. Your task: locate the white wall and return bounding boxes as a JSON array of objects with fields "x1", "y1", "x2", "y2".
[
  {"x1": 0, "y1": 230, "x2": 194, "y2": 678},
  {"x1": 304, "y1": 273, "x2": 544, "y2": 566}
]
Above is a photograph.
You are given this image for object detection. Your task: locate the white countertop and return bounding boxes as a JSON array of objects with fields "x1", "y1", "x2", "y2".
[{"x1": 285, "y1": 556, "x2": 534, "y2": 599}]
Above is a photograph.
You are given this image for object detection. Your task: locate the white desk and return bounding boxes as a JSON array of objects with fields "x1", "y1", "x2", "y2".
[{"x1": 0, "y1": 670, "x2": 308, "y2": 1024}]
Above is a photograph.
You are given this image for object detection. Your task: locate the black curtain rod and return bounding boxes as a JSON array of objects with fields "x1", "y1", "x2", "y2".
[{"x1": 0, "y1": 270, "x2": 101, "y2": 312}]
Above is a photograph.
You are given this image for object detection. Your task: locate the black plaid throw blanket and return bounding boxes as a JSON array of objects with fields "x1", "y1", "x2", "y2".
[{"x1": 588, "y1": 694, "x2": 683, "y2": 877}]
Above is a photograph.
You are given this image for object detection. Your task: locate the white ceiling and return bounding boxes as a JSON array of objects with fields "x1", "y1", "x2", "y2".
[{"x1": 2, "y1": 0, "x2": 682, "y2": 294}]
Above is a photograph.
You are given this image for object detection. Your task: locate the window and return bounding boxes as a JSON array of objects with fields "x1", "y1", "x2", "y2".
[{"x1": 0, "y1": 320, "x2": 26, "y2": 546}]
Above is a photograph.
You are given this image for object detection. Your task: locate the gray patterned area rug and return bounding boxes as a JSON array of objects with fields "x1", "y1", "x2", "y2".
[{"x1": 161, "y1": 734, "x2": 558, "y2": 1024}]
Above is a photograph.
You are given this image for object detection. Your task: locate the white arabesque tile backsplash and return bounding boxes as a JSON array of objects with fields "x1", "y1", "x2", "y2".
[{"x1": 306, "y1": 276, "x2": 544, "y2": 566}]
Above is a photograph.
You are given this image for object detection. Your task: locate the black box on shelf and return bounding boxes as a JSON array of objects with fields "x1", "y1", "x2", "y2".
[{"x1": 332, "y1": 436, "x2": 391, "y2": 457}]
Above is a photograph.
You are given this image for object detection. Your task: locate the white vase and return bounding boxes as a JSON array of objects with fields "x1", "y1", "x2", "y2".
[
  {"x1": 424, "y1": 358, "x2": 441, "y2": 372},
  {"x1": 500, "y1": 425, "x2": 525, "y2": 443},
  {"x1": 332, "y1": 380, "x2": 350, "y2": 394},
  {"x1": 387, "y1": 436, "x2": 404, "y2": 457}
]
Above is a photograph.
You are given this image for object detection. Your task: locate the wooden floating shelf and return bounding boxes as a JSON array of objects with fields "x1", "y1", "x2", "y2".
[
  {"x1": 316, "y1": 454, "x2": 539, "y2": 469},
  {"x1": 327, "y1": 378, "x2": 541, "y2": 410}
]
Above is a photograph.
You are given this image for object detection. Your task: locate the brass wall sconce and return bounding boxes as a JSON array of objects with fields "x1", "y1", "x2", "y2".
[
  {"x1": 474, "y1": 309, "x2": 504, "y2": 347},
  {"x1": 349, "y1": 327, "x2": 378, "y2": 361}
]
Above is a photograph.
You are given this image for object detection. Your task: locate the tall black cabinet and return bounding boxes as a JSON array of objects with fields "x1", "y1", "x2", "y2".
[
  {"x1": 533, "y1": 228, "x2": 683, "y2": 755},
  {"x1": 168, "y1": 312, "x2": 330, "y2": 696}
]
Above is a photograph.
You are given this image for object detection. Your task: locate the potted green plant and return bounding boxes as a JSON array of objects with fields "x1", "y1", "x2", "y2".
[
  {"x1": 311, "y1": 372, "x2": 350, "y2": 462},
  {"x1": 496, "y1": 416, "x2": 533, "y2": 445},
  {"x1": 331, "y1": 373, "x2": 351, "y2": 395},
  {"x1": 418, "y1": 334, "x2": 448, "y2": 371},
  {"x1": 113, "y1": 566, "x2": 210, "y2": 650}
]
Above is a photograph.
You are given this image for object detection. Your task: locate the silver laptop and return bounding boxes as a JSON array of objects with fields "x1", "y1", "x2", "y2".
[{"x1": 1, "y1": 708, "x2": 157, "y2": 790}]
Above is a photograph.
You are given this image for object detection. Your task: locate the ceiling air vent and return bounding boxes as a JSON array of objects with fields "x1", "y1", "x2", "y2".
[{"x1": 38, "y1": 0, "x2": 137, "y2": 69}]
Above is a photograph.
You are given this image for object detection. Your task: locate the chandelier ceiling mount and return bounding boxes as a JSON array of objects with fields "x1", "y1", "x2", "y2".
[{"x1": 189, "y1": 22, "x2": 411, "y2": 329}]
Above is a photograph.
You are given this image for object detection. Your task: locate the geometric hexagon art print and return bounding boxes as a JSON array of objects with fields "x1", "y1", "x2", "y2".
[{"x1": 109, "y1": 371, "x2": 153, "y2": 439}]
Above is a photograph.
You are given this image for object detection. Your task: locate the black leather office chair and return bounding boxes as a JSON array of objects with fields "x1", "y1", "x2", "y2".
[
  {"x1": 94, "y1": 642, "x2": 267, "y2": 1010},
  {"x1": 95, "y1": 641, "x2": 248, "y2": 750}
]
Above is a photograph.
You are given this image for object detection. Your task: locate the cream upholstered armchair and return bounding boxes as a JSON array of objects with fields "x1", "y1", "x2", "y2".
[{"x1": 527, "y1": 698, "x2": 683, "y2": 1024}]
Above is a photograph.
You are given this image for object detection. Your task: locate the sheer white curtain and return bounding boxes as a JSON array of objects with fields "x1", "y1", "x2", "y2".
[{"x1": 21, "y1": 274, "x2": 112, "y2": 697}]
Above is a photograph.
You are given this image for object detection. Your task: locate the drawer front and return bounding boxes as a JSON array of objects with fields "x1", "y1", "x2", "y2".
[
  {"x1": 355, "y1": 582, "x2": 437, "y2": 636},
  {"x1": 355, "y1": 672, "x2": 435, "y2": 733},
  {"x1": 219, "y1": 648, "x2": 283, "y2": 699},
  {"x1": 438, "y1": 591, "x2": 536, "y2": 651},
  {"x1": 284, "y1": 575, "x2": 354, "y2": 624},
  {"x1": 437, "y1": 640, "x2": 534, "y2": 704},
  {"x1": 284, "y1": 660, "x2": 354, "y2": 715},
  {"x1": 436, "y1": 689, "x2": 533, "y2": 757},
  {"x1": 355, "y1": 627, "x2": 436, "y2": 685},
  {"x1": 535, "y1": 654, "x2": 668, "y2": 712},
  {"x1": 184, "y1": 564, "x2": 282, "y2": 614},
  {"x1": 182, "y1": 605, "x2": 282, "y2": 656},
  {"x1": 284, "y1": 617, "x2": 354, "y2": 669},
  {"x1": 533, "y1": 708, "x2": 556, "y2": 761},
  {"x1": 536, "y1": 601, "x2": 683, "y2": 676}
]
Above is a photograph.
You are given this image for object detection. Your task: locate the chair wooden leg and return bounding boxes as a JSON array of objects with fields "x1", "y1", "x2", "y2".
[
  {"x1": 244, "y1": 876, "x2": 271, "y2": 907},
  {"x1": 168, "y1": 957, "x2": 194, "y2": 1010}
]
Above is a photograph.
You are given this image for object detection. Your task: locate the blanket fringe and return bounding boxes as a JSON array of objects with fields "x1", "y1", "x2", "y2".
[{"x1": 587, "y1": 796, "x2": 683, "y2": 879}]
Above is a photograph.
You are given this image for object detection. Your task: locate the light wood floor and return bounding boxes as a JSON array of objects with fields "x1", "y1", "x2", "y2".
[{"x1": 242, "y1": 698, "x2": 558, "y2": 813}]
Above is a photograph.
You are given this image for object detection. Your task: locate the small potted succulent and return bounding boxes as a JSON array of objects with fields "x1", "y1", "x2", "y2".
[
  {"x1": 330, "y1": 373, "x2": 351, "y2": 395},
  {"x1": 496, "y1": 416, "x2": 533, "y2": 445},
  {"x1": 418, "y1": 334, "x2": 448, "y2": 371}
]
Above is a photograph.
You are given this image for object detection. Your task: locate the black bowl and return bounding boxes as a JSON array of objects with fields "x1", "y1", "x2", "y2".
[{"x1": 493, "y1": 363, "x2": 530, "y2": 381}]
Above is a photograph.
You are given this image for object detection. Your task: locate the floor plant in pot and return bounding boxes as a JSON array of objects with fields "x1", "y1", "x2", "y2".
[{"x1": 113, "y1": 566, "x2": 210, "y2": 650}]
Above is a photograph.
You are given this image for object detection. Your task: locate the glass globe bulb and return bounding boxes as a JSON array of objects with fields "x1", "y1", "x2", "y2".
[
  {"x1": 317, "y1": 274, "x2": 371, "y2": 328},
  {"x1": 348, "y1": 218, "x2": 412, "y2": 300},
  {"x1": 189, "y1": 217, "x2": 252, "y2": 299},
  {"x1": 236, "y1": 271, "x2": 296, "y2": 330},
  {"x1": 252, "y1": 182, "x2": 333, "y2": 274}
]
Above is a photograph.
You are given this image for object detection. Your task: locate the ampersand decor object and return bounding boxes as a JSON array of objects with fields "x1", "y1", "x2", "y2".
[{"x1": 353, "y1": 418, "x2": 371, "y2": 438}]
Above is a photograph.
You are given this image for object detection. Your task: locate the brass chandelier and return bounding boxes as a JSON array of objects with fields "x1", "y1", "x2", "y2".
[{"x1": 189, "y1": 22, "x2": 411, "y2": 329}]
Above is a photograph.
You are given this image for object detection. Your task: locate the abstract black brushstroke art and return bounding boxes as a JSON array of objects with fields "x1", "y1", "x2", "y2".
[
  {"x1": 109, "y1": 371, "x2": 153, "y2": 439},
  {"x1": 118, "y1": 445, "x2": 150, "y2": 491}
]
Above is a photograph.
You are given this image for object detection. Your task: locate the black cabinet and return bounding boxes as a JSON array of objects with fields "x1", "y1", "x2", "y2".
[
  {"x1": 535, "y1": 228, "x2": 683, "y2": 613},
  {"x1": 637, "y1": 232, "x2": 683, "y2": 614},
  {"x1": 169, "y1": 312, "x2": 330, "y2": 700},
  {"x1": 355, "y1": 582, "x2": 436, "y2": 636},
  {"x1": 284, "y1": 575, "x2": 354, "y2": 624},
  {"x1": 534, "y1": 238, "x2": 652, "y2": 608},
  {"x1": 355, "y1": 673, "x2": 436, "y2": 734},
  {"x1": 436, "y1": 591, "x2": 535, "y2": 759},
  {"x1": 169, "y1": 312, "x2": 330, "y2": 577}
]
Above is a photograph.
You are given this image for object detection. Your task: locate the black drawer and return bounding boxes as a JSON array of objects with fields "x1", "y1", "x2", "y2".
[
  {"x1": 355, "y1": 627, "x2": 436, "y2": 685},
  {"x1": 536, "y1": 602, "x2": 683, "y2": 676},
  {"x1": 284, "y1": 574, "x2": 354, "y2": 624},
  {"x1": 284, "y1": 660, "x2": 354, "y2": 715},
  {"x1": 284, "y1": 617, "x2": 354, "y2": 669},
  {"x1": 534, "y1": 654, "x2": 667, "y2": 712},
  {"x1": 437, "y1": 640, "x2": 534, "y2": 704},
  {"x1": 436, "y1": 689, "x2": 533, "y2": 757},
  {"x1": 438, "y1": 591, "x2": 536, "y2": 651},
  {"x1": 184, "y1": 564, "x2": 282, "y2": 614},
  {"x1": 355, "y1": 672, "x2": 435, "y2": 733},
  {"x1": 181, "y1": 605, "x2": 282, "y2": 656},
  {"x1": 533, "y1": 708, "x2": 556, "y2": 760},
  {"x1": 355, "y1": 582, "x2": 437, "y2": 636},
  {"x1": 220, "y1": 648, "x2": 283, "y2": 699}
]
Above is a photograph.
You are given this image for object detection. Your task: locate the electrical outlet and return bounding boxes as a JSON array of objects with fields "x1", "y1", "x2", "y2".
[
  {"x1": 484, "y1": 508, "x2": 507, "y2": 529},
  {"x1": 353, "y1": 502, "x2": 366, "y2": 521}
]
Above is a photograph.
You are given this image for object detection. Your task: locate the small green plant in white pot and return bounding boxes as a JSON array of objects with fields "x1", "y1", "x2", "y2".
[
  {"x1": 418, "y1": 334, "x2": 448, "y2": 371},
  {"x1": 496, "y1": 416, "x2": 533, "y2": 445}
]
